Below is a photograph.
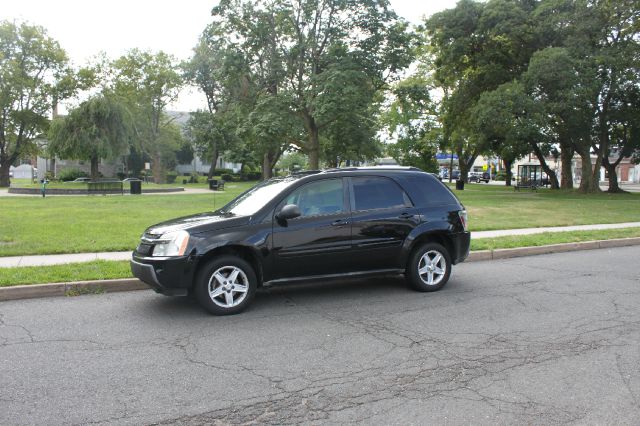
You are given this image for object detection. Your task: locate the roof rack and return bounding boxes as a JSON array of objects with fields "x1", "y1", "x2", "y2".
[{"x1": 322, "y1": 166, "x2": 423, "y2": 173}]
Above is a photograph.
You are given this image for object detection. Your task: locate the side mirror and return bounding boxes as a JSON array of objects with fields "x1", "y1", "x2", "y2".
[{"x1": 276, "y1": 204, "x2": 301, "y2": 223}]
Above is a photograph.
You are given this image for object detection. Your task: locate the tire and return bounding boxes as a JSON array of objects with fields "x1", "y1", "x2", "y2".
[
  {"x1": 406, "y1": 242, "x2": 452, "y2": 292},
  {"x1": 194, "y1": 255, "x2": 257, "y2": 315}
]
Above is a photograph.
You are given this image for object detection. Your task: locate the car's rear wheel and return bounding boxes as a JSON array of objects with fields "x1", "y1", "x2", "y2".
[
  {"x1": 194, "y1": 255, "x2": 257, "y2": 315},
  {"x1": 407, "y1": 242, "x2": 451, "y2": 292}
]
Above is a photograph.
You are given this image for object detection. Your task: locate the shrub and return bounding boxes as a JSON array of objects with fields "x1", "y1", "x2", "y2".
[
  {"x1": 245, "y1": 171, "x2": 261, "y2": 181},
  {"x1": 166, "y1": 171, "x2": 178, "y2": 184},
  {"x1": 58, "y1": 168, "x2": 88, "y2": 182}
]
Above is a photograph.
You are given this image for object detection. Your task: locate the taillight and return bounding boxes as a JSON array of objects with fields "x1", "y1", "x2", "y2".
[{"x1": 458, "y1": 210, "x2": 468, "y2": 231}]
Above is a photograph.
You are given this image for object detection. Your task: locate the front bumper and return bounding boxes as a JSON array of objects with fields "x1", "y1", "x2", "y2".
[{"x1": 130, "y1": 254, "x2": 195, "y2": 296}]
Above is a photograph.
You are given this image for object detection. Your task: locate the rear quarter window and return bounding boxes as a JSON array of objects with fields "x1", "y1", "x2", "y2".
[{"x1": 395, "y1": 174, "x2": 458, "y2": 207}]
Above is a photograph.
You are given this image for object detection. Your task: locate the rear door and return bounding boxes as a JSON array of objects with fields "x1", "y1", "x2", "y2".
[
  {"x1": 271, "y1": 178, "x2": 352, "y2": 279},
  {"x1": 349, "y1": 176, "x2": 420, "y2": 270}
]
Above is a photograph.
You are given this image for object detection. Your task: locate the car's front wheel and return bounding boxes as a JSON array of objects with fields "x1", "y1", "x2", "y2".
[
  {"x1": 194, "y1": 255, "x2": 257, "y2": 315},
  {"x1": 407, "y1": 242, "x2": 452, "y2": 292}
]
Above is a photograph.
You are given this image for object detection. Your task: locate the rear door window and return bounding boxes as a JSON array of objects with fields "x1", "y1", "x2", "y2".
[
  {"x1": 394, "y1": 174, "x2": 457, "y2": 206},
  {"x1": 351, "y1": 177, "x2": 412, "y2": 211}
]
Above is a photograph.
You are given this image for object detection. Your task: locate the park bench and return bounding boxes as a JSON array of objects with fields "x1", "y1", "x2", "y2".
[
  {"x1": 514, "y1": 182, "x2": 538, "y2": 191},
  {"x1": 87, "y1": 180, "x2": 124, "y2": 195},
  {"x1": 208, "y1": 179, "x2": 225, "y2": 191}
]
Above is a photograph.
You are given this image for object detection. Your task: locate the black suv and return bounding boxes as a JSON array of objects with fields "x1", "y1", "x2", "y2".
[{"x1": 131, "y1": 167, "x2": 470, "y2": 315}]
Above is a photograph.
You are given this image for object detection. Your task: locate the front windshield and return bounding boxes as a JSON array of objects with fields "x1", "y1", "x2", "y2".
[{"x1": 220, "y1": 176, "x2": 300, "y2": 216}]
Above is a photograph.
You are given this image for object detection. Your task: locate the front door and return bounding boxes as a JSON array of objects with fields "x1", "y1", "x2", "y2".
[{"x1": 271, "y1": 178, "x2": 352, "y2": 280}]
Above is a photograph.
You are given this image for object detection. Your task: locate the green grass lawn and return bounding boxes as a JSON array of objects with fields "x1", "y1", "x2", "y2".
[
  {"x1": 0, "y1": 181, "x2": 256, "y2": 256},
  {"x1": 448, "y1": 183, "x2": 640, "y2": 230},
  {"x1": 0, "y1": 180, "x2": 638, "y2": 257}
]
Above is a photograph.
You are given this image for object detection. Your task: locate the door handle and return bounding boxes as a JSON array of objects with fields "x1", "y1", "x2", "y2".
[
  {"x1": 331, "y1": 219, "x2": 350, "y2": 226},
  {"x1": 398, "y1": 212, "x2": 414, "y2": 219}
]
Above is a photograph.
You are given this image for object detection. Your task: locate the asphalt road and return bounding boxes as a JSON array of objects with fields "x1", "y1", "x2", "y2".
[{"x1": 1, "y1": 246, "x2": 639, "y2": 425}]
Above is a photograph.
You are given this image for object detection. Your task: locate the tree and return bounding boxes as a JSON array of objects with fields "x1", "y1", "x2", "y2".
[
  {"x1": 185, "y1": 110, "x2": 237, "y2": 179},
  {"x1": 48, "y1": 96, "x2": 133, "y2": 179},
  {"x1": 473, "y1": 81, "x2": 560, "y2": 188},
  {"x1": 531, "y1": 0, "x2": 640, "y2": 192},
  {"x1": 211, "y1": 0, "x2": 413, "y2": 170},
  {"x1": 0, "y1": 21, "x2": 69, "y2": 187},
  {"x1": 110, "y1": 50, "x2": 182, "y2": 183},
  {"x1": 424, "y1": 0, "x2": 541, "y2": 182},
  {"x1": 383, "y1": 76, "x2": 440, "y2": 172}
]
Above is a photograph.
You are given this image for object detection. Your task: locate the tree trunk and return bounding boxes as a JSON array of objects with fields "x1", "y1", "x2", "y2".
[
  {"x1": 560, "y1": 144, "x2": 574, "y2": 189},
  {"x1": 456, "y1": 149, "x2": 477, "y2": 184},
  {"x1": 90, "y1": 155, "x2": 99, "y2": 181},
  {"x1": 577, "y1": 148, "x2": 599, "y2": 193},
  {"x1": 262, "y1": 152, "x2": 273, "y2": 180},
  {"x1": 303, "y1": 113, "x2": 320, "y2": 170},
  {"x1": 530, "y1": 144, "x2": 559, "y2": 189},
  {"x1": 0, "y1": 157, "x2": 10, "y2": 187},
  {"x1": 603, "y1": 162, "x2": 623, "y2": 193},
  {"x1": 603, "y1": 155, "x2": 625, "y2": 193},
  {"x1": 152, "y1": 151, "x2": 163, "y2": 184},
  {"x1": 504, "y1": 159, "x2": 512, "y2": 187},
  {"x1": 207, "y1": 149, "x2": 219, "y2": 179}
]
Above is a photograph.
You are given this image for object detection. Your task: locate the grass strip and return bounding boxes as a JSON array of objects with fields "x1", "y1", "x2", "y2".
[
  {"x1": 470, "y1": 227, "x2": 640, "y2": 251},
  {"x1": 2, "y1": 229, "x2": 640, "y2": 287},
  {"x1": 0, "y1": 260, "x2": 132, "y2": 287}
]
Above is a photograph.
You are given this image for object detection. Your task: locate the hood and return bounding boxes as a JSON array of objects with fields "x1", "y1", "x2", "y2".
[{"x1": 145, "y1": 212, "x2": 250, "y2": 236}]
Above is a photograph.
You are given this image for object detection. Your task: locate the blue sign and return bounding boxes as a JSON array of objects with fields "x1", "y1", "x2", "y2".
[{"x1": 436, "y1": 153, "x2": 458, "y2": 160}]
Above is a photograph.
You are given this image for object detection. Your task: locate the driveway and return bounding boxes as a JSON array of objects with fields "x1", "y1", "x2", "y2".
[{"x1": 1, "y1": 246, "x2": 639, "y2": 425}]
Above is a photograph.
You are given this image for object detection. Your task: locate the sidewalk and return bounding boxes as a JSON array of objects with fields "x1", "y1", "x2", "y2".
[{"x1": 1, "y1": 221, "x2": 640, "y2": 268}]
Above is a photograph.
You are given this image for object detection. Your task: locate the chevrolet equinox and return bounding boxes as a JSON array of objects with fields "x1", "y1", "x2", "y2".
[{"x1": 131, "y1": 167, "x2": 470, "y2": 315}]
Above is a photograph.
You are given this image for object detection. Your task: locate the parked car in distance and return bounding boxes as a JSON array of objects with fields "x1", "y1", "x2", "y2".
[
  {"x1": 131, "y1": 167, "x2": 471, "y2": 315},
  {"x1": 481, "y1": 172, "x2": 491, "y2": 183},
  {"x1": 451, "y1": 170, "x2": 460, "y2": 180},
  {"x1": 71, "y1": 177, "x2": 91, "y2": 183},
  {"x1": 468, "y1": 172, "x2": 481, "y2": 183},
  {"x1": 122, "y1": 177, "x2": 142, "y2": 182}
]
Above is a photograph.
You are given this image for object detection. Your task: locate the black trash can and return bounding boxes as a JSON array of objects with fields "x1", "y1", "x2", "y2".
[
  {"x1": 455, "y1": 179, "x2": 464, "y2": 190},
  {"x1": 130, "y1": 180, "x2": 142, "y2": 195},
  {"x1": 208, "y1": 179, "x2": 218, "y2": 190}
]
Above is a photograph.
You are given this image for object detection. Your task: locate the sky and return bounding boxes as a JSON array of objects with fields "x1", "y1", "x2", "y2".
[{"x1": 3, "y1": 0, "x2": 458, "y2": 112}]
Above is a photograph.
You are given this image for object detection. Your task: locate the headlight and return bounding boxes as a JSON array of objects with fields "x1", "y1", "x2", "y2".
[{"x1": 152, "y1": 230, "x2": 190, "y2": 257}]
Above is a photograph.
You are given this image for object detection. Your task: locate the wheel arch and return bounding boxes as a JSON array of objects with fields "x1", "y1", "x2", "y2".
[
  {"x1": 403, "y1": 231, "x2": 455, "y2": 271},
  {"x1": 195, "y1": 244, "x2": 264, "y2": 286}
]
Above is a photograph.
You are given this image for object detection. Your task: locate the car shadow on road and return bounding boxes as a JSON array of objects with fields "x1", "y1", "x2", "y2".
[{"x1": 142, "y1": 274, "x2": 420, "y2": 317}]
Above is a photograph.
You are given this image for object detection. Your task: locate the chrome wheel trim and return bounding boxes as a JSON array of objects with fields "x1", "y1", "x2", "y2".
[
  {"x1": 207, "y1": 266, "x2": 249, "y2": 308},
  {"x1": 418, "y1": 250, "x2": 447, "y2": 286}
]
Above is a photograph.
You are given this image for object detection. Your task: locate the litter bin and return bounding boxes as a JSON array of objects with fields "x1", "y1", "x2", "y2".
[
  {"x1": 130, "y1": 180, "x2": 142, "y2": 195},
  {"x1": 455, "y1": 179, "x2": 464, "y2": 190},
  {"x1": 208, "y1": 179, "x2": 218, "y2": 190}
]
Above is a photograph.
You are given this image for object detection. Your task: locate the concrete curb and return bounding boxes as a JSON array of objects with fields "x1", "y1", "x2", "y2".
[
  {"x1": 466, "y1": 237, "x2": 640, "y2": 262},
  {"x1": 0, "y1": 279, "x2": 148, "y2": 302},
  {"x1": 2, "y1": 237, "x2": 640, "y2": 302}
]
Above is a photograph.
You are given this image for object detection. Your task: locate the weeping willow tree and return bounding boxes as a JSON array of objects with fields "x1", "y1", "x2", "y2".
[{"x1": 49, "y1": 96, "x2": 133, "y2": 180}]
